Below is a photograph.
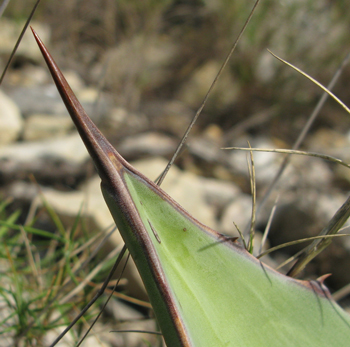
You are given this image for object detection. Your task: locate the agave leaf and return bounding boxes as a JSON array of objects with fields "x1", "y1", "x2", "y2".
[{"x1": 32, "y1": 29, "x2": 350, "y2": 346}]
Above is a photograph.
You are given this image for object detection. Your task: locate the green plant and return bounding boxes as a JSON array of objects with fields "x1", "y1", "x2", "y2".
[
  {"x1": 2, "y1": 1, "x2": 350, "y2": 346},
  {"x1": 32, "y1": 24, "x2": 350, "y2": 347},
  {"x1": 0, "y1": 193, "x2": 121, "y2": 346}
]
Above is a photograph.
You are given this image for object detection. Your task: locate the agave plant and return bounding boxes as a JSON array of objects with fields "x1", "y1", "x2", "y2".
[{"x1": 30, "y1": 27, "x2": 350, "y2": 347}]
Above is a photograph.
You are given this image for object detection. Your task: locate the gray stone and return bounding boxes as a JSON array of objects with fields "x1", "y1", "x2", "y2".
[
  {"x1": 106, "y1": 300, "x2": 145, "y2": 321},
  {"x1": 188, "y1": 136, "x2": 228, "y2": 165},
  {"x1": 0, "y1": 133, "x2": 90, "y2": 180},
  {"x1": 8, "y1": 85, "x2": 74, "y2": 117},
  {"x1": 7, "y1": 181, "x2": 39, "y2": 202},
  {"x1": 6, "y1": 65, "x2": 49, "y2": 87},
  {"x1": 23, "y1": 114, "x2": 73, "y2": 141},
  {"x1": 7, "y1": 84, "x2": 110, "y2": 120},
  {"x1": 0, "y1": 19, "x2": 50, "y2": 62},
  {"x1": 103, "y1": 107, "x2": 149, "y2": 136},
  {"x1": 44, "y1": 322, "x2": 110, "y2": 347},
  {"x1": 0, "y1": 91, "x2": 23, "y2": 145},
  {"x1": 142, "y1": 100, "x2": 194, "y2": 137},
  {"x1": 97, "y1": 35, "x2": 176, "y2": 107},
  {"x1": 111, "y1": 319, "x2": 159, "y2": 347},
  {"x1": 37, "y1": 175, "x2": 117, "y2": 242},
  {"x1": 201, "y1": 178, "x2": 240, "y2": 212},
  {"x1": 219, "y1": 193, "x2": 253, "y2": 236},
  {"x1": 176, "y1": 60, "x2": 239, "y2": 113},
  {"x1": 228, "y1": 136, "x2": 281, "y2": 185},
  {"x1": 118, "y1": 132, "x2": 177, "y2": 159}
]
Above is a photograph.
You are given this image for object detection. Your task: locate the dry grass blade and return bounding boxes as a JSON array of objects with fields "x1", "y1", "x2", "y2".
[
  {"x1": 156, "y1": 0, "x2": 261, "y2": 186},
  {"x1": 254, "y1": 49, "x2": 350, "y2": 217},
  {"x1": 257, "y1": 51, "x2": 350, "y2": 277},
  {"x1": 59, "y1": 244, "x2": 124, "y2": 304},
  {"x1": 20, "y1": 226, "x2": 40, "y2": 288},
  {"x1": 48, "y1": 246, "x2": 128, "y2": 347},
  {"x1": 222, "y1": 147, "x2": 350, "y2": 169},
  {"x1": 268, "y1": 50, "x2": 350, "y2": 114},
  {"x1": 85, "y1": 282, "x2": 152, "y2": 309},
  {"x1": 76, "y1": 253, "x2": 131, "y2": 347},
  {"x1": 259, "y1": 194, "x2": 279, "y2": 254},
  {"x1": 287, "y1": 194, "x2": 350, "y2": 277},
  {"x1": 110, "y1": 329, "x2": 162, "y2": 336},
  {"x1": 247, "y1": 144, "x2": 256, "y2": 253},
  {"x1": 333, "y1": 283, "x2": 350, "y2": 302},
  {"x1": 233, "y1": 221, "x2": 248, "y2": 250},
  {"x1": 257, "y1": 234, "x2": 350, "y2": 259}
]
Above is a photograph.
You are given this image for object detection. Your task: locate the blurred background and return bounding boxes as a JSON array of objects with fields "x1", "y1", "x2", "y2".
[{"x1": 1, "y1": 0, "x2": 350, "y2": 346}]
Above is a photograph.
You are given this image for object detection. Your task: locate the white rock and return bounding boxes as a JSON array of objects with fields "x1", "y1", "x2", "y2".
[
  {"x1": 7, "y1": 65, "x2": 49, "y2": 87},
  {"x1": 229, "y1": 137, "x2": 280, "y2": 185},
  {"x1": 220, "y1": 194, "x2": 253, "y2": 236},
  {"x1": 23, "y1": 114, "x2": 73, "y2": 141},
  {"x1": 44, "y1": 323, "x2": 110, "y2": 347},
  {"x1": 106, "y1": 300, "x2": 145, "y2": 321},
  {"x1": 112, "y1": 319, "x2": 158, "y2": 347},
  {"x1": 177, "y1": 60, "x2": 239, "y2": 112},
  {"x1": 201, "y1": 178, "x2": 240, "y2": 211},
  {"x1": 0, "y1": 133, "x2": 89, "y2": 165},
  {"x1": 100, "y1": 35, "x2": 176, "y2": 106},
  {"x1": 0, "y1": 91, "x2": 23, "y2": 145},
  {"x1": 7, "y1": 85, "x2": 109, "y2": 119},
  {"x1": 118, "y1": 132, "x2": 176, "y2": 158},
  {"x1": 38, "y1": 175, "x2": 119, "y2": 244},
  {"x1": 0, "y1": 19, "x2": 50, "y2": 62}
]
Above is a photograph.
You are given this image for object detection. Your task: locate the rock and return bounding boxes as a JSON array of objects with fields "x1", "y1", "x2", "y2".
[
  {"x1": 142, "y1": 100, "x2": 194, "y2": 137},
  {"x1": 102, "y1": 107, "x2": 149, "y2": 137},
  {"x1": 23, "y1": 114, "x2": 73, "y2": 141},
  {"x1": 61, "y1": 70, "x2": 86, "y2": 91},
  {"x1": 227, "y1": 135, "x2": 333, "y2": 190},
  {"x1": 6, "y1": 65, "x2": 49, "y2": 87},
  {"x1": 44, "y1": 322, "x2": 110, "y2": 347},
  {"x1": 37, "y1": 175, "x2": 117, "y2": 241},
  {"x1": 0, "y1": 91, "x2": 23, "y2": 145},
  {"x1": 255, "y1": 50, "x2": 278, "y2": 83},
  {"x1": 98, "y1": 34, "x2": 176, "y2": 107},
  {"x1": 112, "y1": 319, "x2": 159, "y2": 347},
  {"x1": 228, "y1": 136, "x2": 281, "y2": 185},
  {"x1": 188, "y1": 135, "x2": 228, "y2": 165},
  {"x1": 7, "y1": 85, "x2": 74, "y2": 117},
  {"x1": 0, "y1": 19, "x2": 50, "y2": 63},
  {"x1": 282, "y1": 155, "x2": 332, "y2": 191},
  {"x1": 201, "y1": 178, "x2": 240, "y2": 212},
  {"x1": 106, "y1": 300, "x2": 145, "y2": 322},
  {"x1": 0, "y1": 133, "x2": 90, "y2": 183},
  {"x1": 307, "y1": 128, "x2": 350, "y2": 186},
  {"x1": 7, "y1": 181, "x2": 40, "y2": 202},
  {"x1": 117, "y1": 132, "x2": 177, "y2": 159},
  {"x1": 176, "y1": 60, "x2": 239, "y2": 113},
  {"x1": 219, "y1": 193, "x2": 253, "y2": 236},
  {"x1": 6, "y1": 84, "x2": 110, "y2": 120}
]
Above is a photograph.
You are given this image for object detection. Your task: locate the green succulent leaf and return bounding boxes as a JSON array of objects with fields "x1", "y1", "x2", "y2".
[{"x1": 32, "y1": 29, "x2": 350, "y2": 347}]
